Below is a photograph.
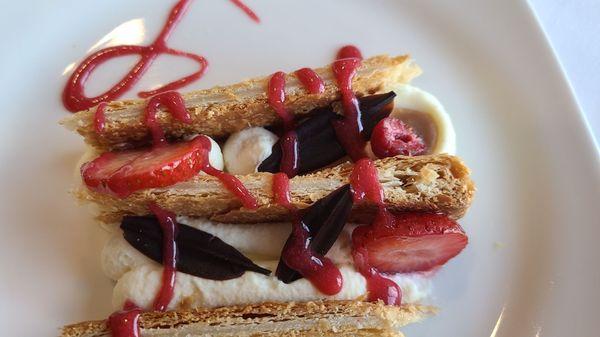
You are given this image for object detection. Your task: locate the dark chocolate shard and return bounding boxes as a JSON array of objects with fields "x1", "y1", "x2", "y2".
[
  {"x1": 121, "y1": 216, "x2": 271, "y2": 281},
  {"x1": 275, "y1": 184, "x2": 354, "y2": 283},
  {"x1": 357, "y1": 91, "x2": 398, "y2": 140},
  {"x1": 258, "y1": 92, "x2": 396, "y2": 175}
]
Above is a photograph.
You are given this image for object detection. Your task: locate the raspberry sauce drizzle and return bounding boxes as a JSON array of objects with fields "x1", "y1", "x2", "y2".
[
  {"x1": 62, "y1": 0, "x2": 260, "y2": 112},
  {"x1": 349, "y1": 159, "x2": 401, "y2": 305},
  {"x1": 268, "y1": 72, "x2": 299, "y2": 177},
  {"x1": 273, "y1": 173, "x2": 343, "y2": 295},
  {"x1": 202, "y1": 165, "x2": 258, "y2": 209},
  {"x1": 229, "y1": 0, "x2": 260, "y2": 23},
  {"x1": 145, "y1": 91, "x2": 192, "y2": 146},
  {"x1": 108, "y1": 202, "x2": 181, "y2": 337},
  {"x1": 336, "y1": 45, "x2": 363, "y2": 60},
  {"x1": 148, "y1": 203, "x2": 179, "y2": 311},
  {"x1": 294, "y1": 68, "x2": 325, "y2": 94},
  {"x1": 93, "y1": 102, "x2": 107, "y2": 133},
  {"x1": 197, "y1": 136, "x2": 259, "y2": 209},
  {"x1": 108, "y1": 301, "x2": 142, "y2": 337},
  {"x1": 331, "y1": 48, "x2": 367, "y2": 161},
  {"x1": 62, "y1": 0, "x2": 206, "y2": 112}
]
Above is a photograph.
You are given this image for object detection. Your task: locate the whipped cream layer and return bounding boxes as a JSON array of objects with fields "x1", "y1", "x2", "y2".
[{"x1": 102, "y1": 217, "x2": 433, "y2": 310}]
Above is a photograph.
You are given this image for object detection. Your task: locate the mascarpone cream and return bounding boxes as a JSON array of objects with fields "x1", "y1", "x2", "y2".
[{"x1": 102, "y1": 217, "x2": 433, "y2": 310}]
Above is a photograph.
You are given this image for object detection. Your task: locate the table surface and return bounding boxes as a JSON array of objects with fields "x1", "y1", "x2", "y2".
[{"x1": 529, "y1": 0, "x2": 600, "y2": 148}]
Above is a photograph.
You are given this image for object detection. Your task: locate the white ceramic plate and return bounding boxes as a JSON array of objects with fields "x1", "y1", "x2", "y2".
[{"x1": 0, "y1": 0, "x2": 598, "y2": 336}]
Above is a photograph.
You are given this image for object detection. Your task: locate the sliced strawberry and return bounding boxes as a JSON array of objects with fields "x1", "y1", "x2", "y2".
[
  {"x1": 370, "y1": 117, "x2": 425, "y2": 158},
  {"x1": 352, "y1": 212, "x2": 468, "y2": 274},
  {"x1": 81, "y1": 137, "x2": 209, "y2": 198},
  {"x1": 81, "y1": 151, "x2": 143, "y2": 194}
]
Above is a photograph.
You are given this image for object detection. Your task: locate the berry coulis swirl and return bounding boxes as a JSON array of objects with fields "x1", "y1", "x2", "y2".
[{"x1": 62, "y1": 0, "x2": 259, "y2": 113}]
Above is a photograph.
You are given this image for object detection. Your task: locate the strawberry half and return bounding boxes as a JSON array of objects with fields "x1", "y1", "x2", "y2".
[
  {"x1": 352, "y1": 212, "x2": 468, "y2": 274},
  {"x1": 81, "y1": 137, "x2": 209, "y2": 198}
]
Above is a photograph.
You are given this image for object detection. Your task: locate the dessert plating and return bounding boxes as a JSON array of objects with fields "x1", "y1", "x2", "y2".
[{"x1": 59, "y1": 1, "x2": 475, "y2": 336}]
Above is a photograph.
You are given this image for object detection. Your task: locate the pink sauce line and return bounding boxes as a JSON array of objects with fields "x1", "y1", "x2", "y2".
[{"x1": 63, "y1": 0, "x2": 260, "y2": 113}]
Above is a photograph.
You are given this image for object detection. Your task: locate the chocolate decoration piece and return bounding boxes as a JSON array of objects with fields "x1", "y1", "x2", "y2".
[
  {"x1": 121, "y1": 216, "x2": 271, "y2": 280},
  {"x1": 258, "y1": 92, "x2": 396, "y2": 175},
  {"x1": 275, "y1": 184, "x2": 354, "y2": 283}
]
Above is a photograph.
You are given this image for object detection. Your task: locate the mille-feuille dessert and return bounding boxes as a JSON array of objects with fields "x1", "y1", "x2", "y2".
[{"x1": 60, "y1": 48, "x2": 474, "y2": 337}]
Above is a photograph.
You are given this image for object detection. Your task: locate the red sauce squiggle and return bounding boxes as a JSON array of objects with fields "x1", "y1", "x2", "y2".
[
  {"x1": 62, "y1": 0, "x2": 260, "y2": 112},
  {"x1": 62, "y1": 0, "x2": 206, "y2": 112},
  {"x1": 272, "y1": 173, "x2": 343, "y2": 295},
  {"x1": 93, "y1": 102, "x2": 107, "y2": 134},
  {"x1": 229, "y1": 0, "x2": 261, "y2": 23},
  {"x1": 268, "y1": 72, "x2": 299, "y2": 177},
  {"x1": 144, "y1": 91, "x2": 192, "y2": 146},
  {"x1": 148, "y1": 203, "x2": 179, "y2": 311},
  {"x1": 294, "y1": 68, "x2": 324, "y2": 94}
]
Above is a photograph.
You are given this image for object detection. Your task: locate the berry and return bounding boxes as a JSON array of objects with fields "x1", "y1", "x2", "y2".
[
  {"x1": 81, "y1": 137, "x2": 209, "y2": 198},
  {"x1": 370, "y1": 117, "x2": 425, "y2": 158},
  {"x1": 353, "y1": 212, "x2": 468, "y2": 273}
]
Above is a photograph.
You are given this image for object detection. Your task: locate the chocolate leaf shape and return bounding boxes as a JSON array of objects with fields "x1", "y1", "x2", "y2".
[
  {"x1": 357, "y1": 91, "x2": 398, "y2": 139},
  {"x1": 275, "y1": 184, "x2": 354, "y2": 283},
  {"x1": 258, "y1": 92, "x2": 396, "y2": 175},
  {"x1": 121, "y1": 216, "x2": 271, "y2": 281}
]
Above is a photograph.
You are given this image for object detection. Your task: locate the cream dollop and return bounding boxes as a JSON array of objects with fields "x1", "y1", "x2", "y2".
[
  {"x1": 184, "y1": 135, "x2": 224, "y2": 170},
  {"x1": 222, "y1": 127, "x2": 278, "y2": 174}
]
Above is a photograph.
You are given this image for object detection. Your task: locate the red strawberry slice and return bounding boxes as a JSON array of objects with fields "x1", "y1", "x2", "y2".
[
  {"x1": 370, "y1": 117, "x2": 425, "y2": 158},
  {"x1": 352, "y1": 212, "x2": 468, "y2": 274},
  {"x1": 81, "y1": 137, "x2": 209, "y2": 198}
]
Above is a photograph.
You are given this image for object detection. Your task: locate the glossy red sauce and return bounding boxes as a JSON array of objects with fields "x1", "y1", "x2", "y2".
[
  {"x1": 268, "y1": 71, "x2": 299, "y2": 177},
  {"x1": 330, "y1": 56, "x2": 367, "y2": 161},
  {"x1": 63, "y1": 0, "x2": 260, "y2": 112},
  {"x1": 229, "y1": 0, "x2": 260, "y2": 23},
  {"x1": 349, "y1": 158, "x2": 384, "y2": 204},
  {"x1": 93, "y1": 102, "x2": 107, "y2": 134},
  {"x1": 294, "y1": 68, "x2": 325, "y2": 94},
  {"x1": 273, "y1": 173, "x2": 343, "y2": 295},
  {"x1": 348, "y1": 158, "x2": 402, "y2": 305},
  {"x1": 144, "y1": 91, "x2": 192, "y2": 146},
  {"x1": 62, "y1": 0, "x2": 206, "y2": 112},
  {"x1": 352, "y1": 246, "x2": 401, "y2": 305},
  {"x1": 279, "y1": 131, "x2": 299, "y2": 177},
  {"x1": 148, "y1": 203, "x2": 179, "y2": 311},
  {"x1": 108, "y1": 301, "x2": 142, "y2": 337},
  {"x1": 272, "y1": 172, "x2": 294, "y2": 210},
  {"x1": 268, "y1": 71, "x2": 294, "y2": 126},
  {"x1": 336, "y1": 45, "x2": 363, "y2": 60}
]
